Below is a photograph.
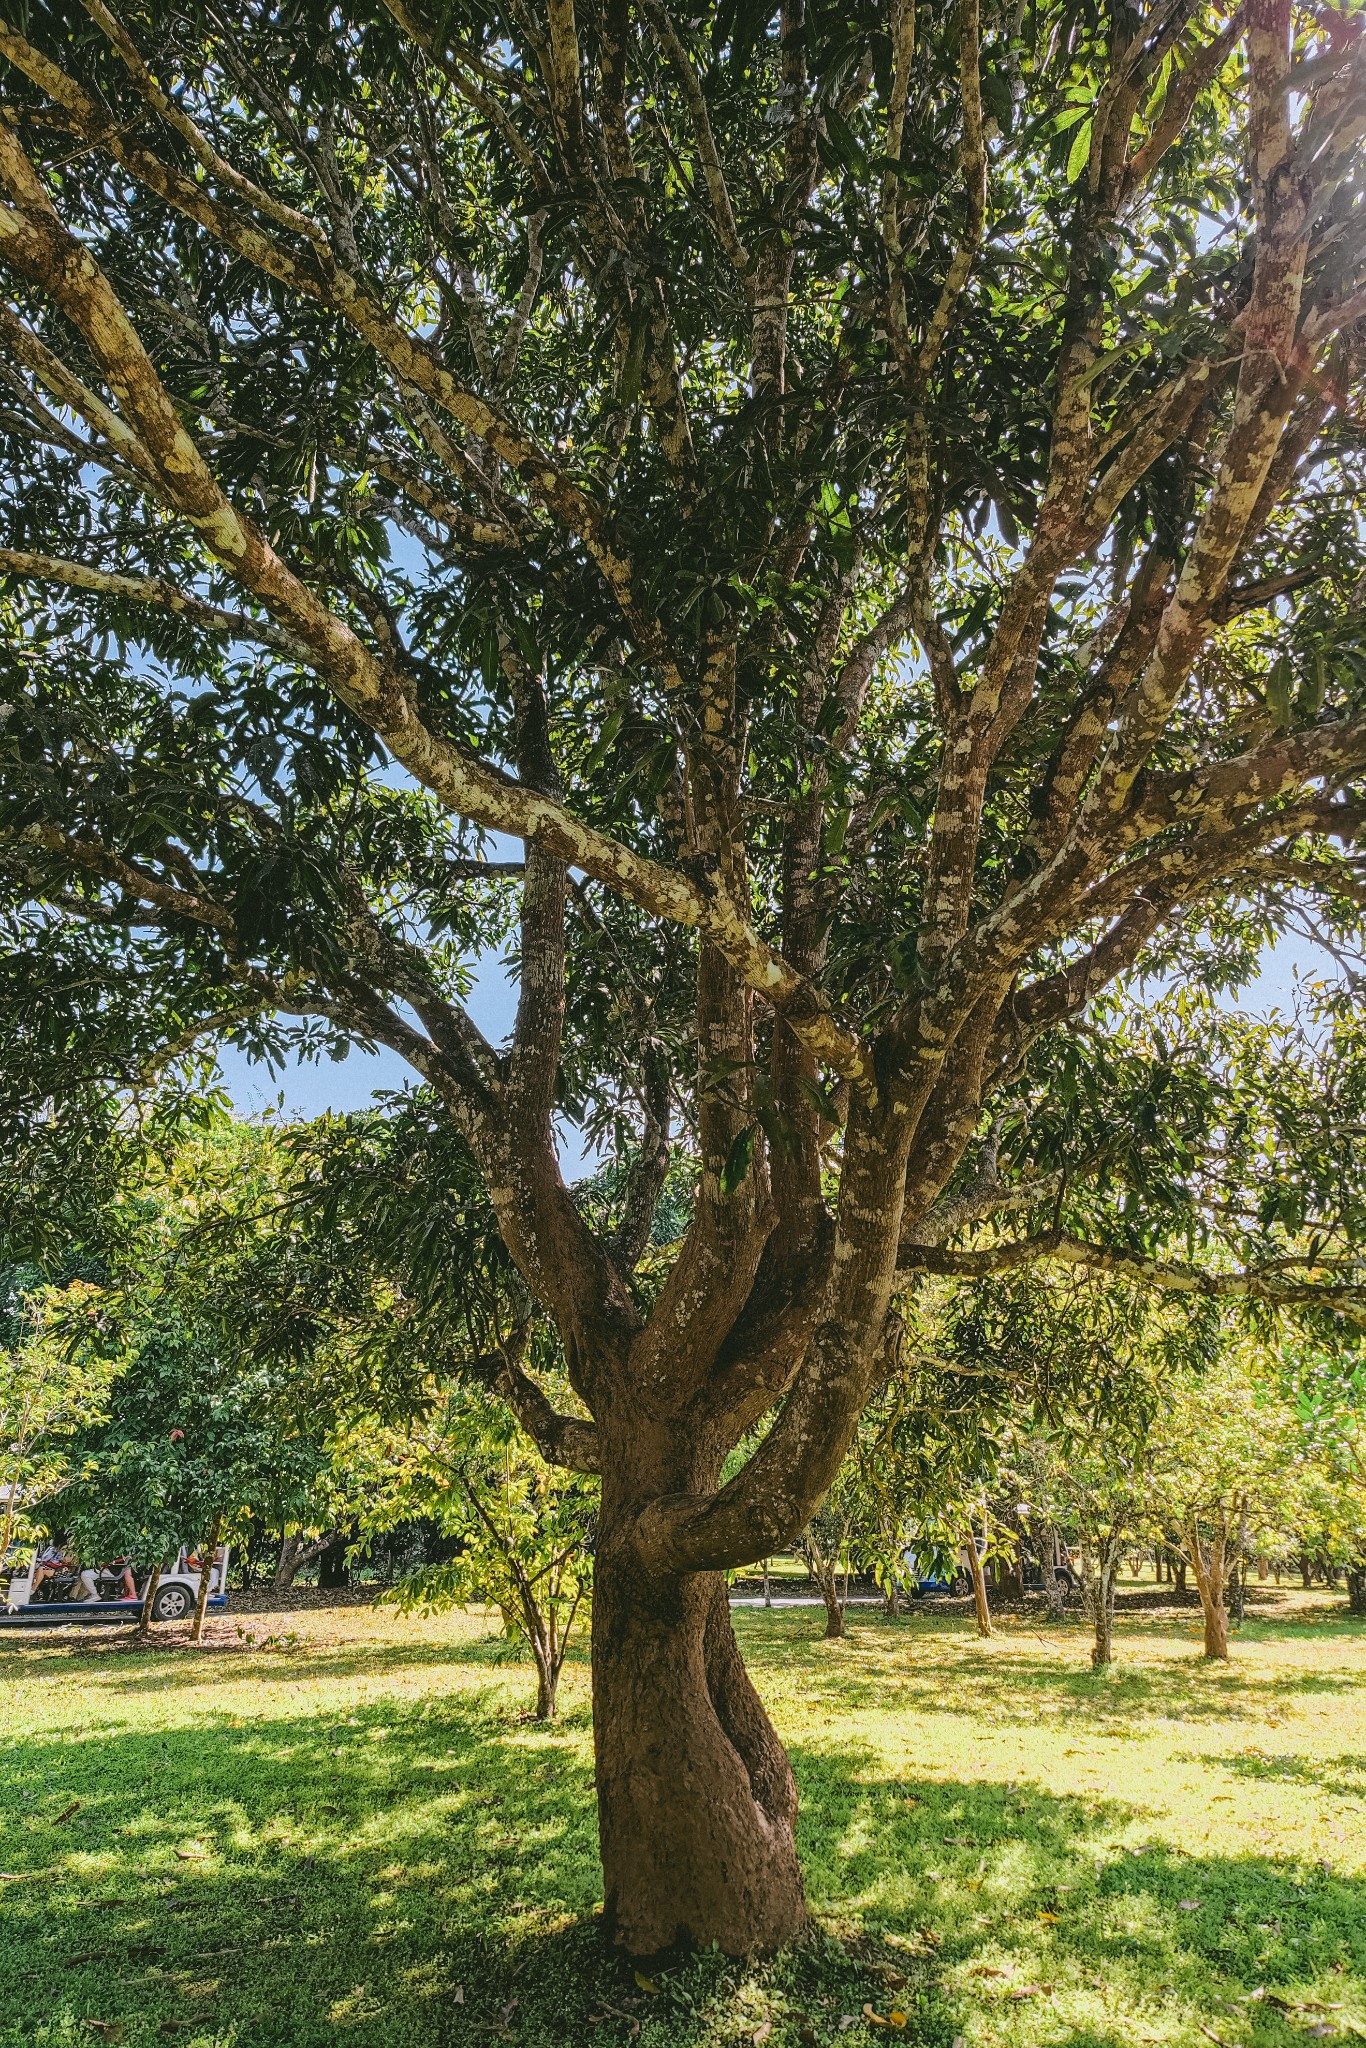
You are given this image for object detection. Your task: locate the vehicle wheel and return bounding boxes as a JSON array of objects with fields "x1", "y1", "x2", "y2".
[{"x1": 152, "y1": 1583, "x2": 193, "y2": 1623}]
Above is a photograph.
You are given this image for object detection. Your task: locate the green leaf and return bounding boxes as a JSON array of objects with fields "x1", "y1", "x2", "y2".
[
  {"x1": 1066, "y1": 119, "x2": 1093, "y2": 184},
  {"x1": 1265, "y1": 655, "x2": 1293, "y2": 732},
  {"x1": 719, "y1": 1125, "x2": 757, "y2": 1198}
]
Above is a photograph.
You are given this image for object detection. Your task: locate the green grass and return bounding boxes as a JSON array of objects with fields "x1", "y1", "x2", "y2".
[{"x1": 0, "y1": 1591, "x2": 1363, "y2": 2048}]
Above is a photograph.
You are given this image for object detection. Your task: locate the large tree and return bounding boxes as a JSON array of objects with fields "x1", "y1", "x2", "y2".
[{"x1": 3, "y1": 0, "x2": 1366, "y2": 1955}]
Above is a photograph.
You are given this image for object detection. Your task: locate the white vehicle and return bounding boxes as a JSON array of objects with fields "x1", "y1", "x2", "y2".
[{"x1": 1, "y1": 1546, "x2": 229, "y2": 1624}]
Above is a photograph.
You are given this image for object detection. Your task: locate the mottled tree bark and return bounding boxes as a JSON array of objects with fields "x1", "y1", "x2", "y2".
[{"x1": 593, "y1": 1456, "x2": 806, "y2": 1955}]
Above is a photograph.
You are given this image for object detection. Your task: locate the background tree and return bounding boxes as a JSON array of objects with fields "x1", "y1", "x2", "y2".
[
  {"x1": 4, "y1": 0, "x2": 1366, "y2": 1954},
  {"x1": 1146, "y1": 1341, "x2": 1302, "y2": 1659},
  {"x1": 0, "y1": 1271, "x2": 115, "y2": 1571}
]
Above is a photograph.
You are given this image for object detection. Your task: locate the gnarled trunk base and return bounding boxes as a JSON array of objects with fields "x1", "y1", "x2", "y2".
[{"x1": 593, "y1": 1552, "x2": 808, "y2": 1958}]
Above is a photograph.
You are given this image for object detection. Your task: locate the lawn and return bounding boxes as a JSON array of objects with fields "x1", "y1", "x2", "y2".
[{"x1": 0, "y1": 1590, "x2": 1362, "y2": 2048}]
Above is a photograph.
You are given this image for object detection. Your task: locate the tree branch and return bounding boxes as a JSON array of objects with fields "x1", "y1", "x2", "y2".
[{"x1": 900, "y1": 1231, "x2": 1366, "y2": 1314}]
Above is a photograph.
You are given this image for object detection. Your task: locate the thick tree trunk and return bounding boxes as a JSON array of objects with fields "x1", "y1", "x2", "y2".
[
  {"x1": 592, "y1": 1545, "x2": 807, "y2": 1957},
  {"x1": 274, "y1": 1533, "x2": 303, "y2": 1590},
  {"x1": 1346, "y1": 1565, "x2": 1366, "y2": 1616},
  {"x1": 1201, "y1": 1595, "x2": 1230, "y2": 1659},
  {"x1": 1186, "y1": 1517, "x2": 1231, "y2": 1662},
  {"x1": 273, "y1": 1530, "x2": 338, "y2": 1591}
]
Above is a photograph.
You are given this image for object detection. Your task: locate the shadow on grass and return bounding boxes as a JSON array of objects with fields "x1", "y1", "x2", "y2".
[
  {"x1": 729, "y1": 1608, "x2": 1366, "y2": 1729},
  {"x1": 1210, "y1": 1749, "x2": 1366, "y2": 1799},
  {"x1": 0, "y1": 1625, "x2": 594, "y2": 1704},
  {"x1": 1, "y1": 1677, "x2": 1364, "y2": 2047}
]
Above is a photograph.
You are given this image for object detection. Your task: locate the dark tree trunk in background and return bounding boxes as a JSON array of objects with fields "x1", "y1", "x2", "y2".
[
  {"x1": 1347, "y1": 1566, "x2": 1366, "y2": 1615},
  {"x1": 318, "y1": 1537, "x2": 350, "y2": 1589},
  {"x1": 592, "y1": 1541, "x2": 807, "y2": 1956},
  {"x1": 995, "y1": 1554, "x2": 1025, "y2": 1600}
]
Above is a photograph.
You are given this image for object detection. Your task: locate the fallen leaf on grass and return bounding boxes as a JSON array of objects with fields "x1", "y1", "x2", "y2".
[
  {"x1": 1037, "y1": 1910, "x2": 1061, "y2": 1923},
  {"x1": 633, "y1": 1971, "x2": 659, "y2": 1994},
  {"x1": 54, "y1": 1802, "x2": 81, "y2": 1825},
  {"x1": 174, "y1": 1845, "x2": 207, "y2": 1863},
  {"x1": 1198, "y1": 2026, "x2": 1235, "y2": 2048},
  {"x1": 453, "y1": 1987, "x2": 464, "y2": 2005},
  {"x1": 753, "y1": 2024, "x2": 773, "y2": 2044},
  {"x1": 81, "y1": 2025, "x2": 124, "y2": 2043},
  {"x1": 1178, "y1": 1899, "x2": 1203, "y2": 1912},
  {"x1": 861, "y1": 2004, "x2": 907, "y2": 2029}
]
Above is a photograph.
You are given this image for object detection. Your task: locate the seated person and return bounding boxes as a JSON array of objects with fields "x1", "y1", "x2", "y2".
[
  {"x1": 31, "y1": 1539, "x2": 75, "y2": 1596},
  {"x1": 106, "y1": 1558, "x2": 138, "y2": 1600},
  {"x1": 76, "y1": 1559, "x2": 138, "y2": 1602}
]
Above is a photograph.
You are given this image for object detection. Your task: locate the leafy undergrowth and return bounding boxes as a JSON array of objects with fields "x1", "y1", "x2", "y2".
[{"x1": 0, "y1": 1589, "x2": 1362, "y2": 2048}]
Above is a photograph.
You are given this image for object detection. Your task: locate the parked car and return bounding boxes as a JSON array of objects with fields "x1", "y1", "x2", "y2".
[{"x1": 0, "y1": 1546, "x2": 229, "y2": 1623}]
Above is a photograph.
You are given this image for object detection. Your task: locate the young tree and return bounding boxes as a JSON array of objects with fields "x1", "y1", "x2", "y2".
[
  {"x1": 1276, "y1": 1342, "x2": 1366, "y2": 1614},
  {"x1": 796, "y1": 1493, "x2": 856, "y2": 1640},
  {"x1": 3, "y1": 0, "x2": 1366, "y2": 1953},
  {"x1": 1012, "y1": 1427, "x2": 1147, "y2": 1664},
  {"x1": 365, "y1": 1388, "x2": 595, "y2": 1719},
  {"x1": 1147, "y1": 1344, "x2": 1300, "y2": 1658}
]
